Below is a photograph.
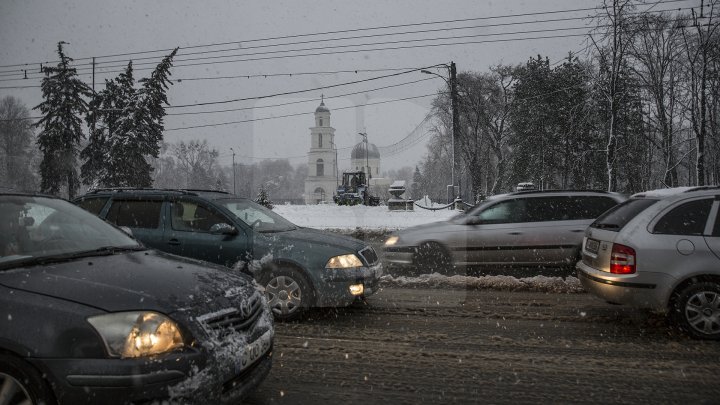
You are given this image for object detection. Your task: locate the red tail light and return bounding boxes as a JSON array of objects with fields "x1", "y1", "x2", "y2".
[{"x1": 610, "y1": 243, "x2": 636, "y2": 274}]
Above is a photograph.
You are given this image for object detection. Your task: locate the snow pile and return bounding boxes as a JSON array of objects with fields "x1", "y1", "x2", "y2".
[
  {"x1": 380, "y1": 273, "x2": 584, "y2": 294},
  {"x1": 274, "y1": 204, "x2": 457, "y2": 230}
]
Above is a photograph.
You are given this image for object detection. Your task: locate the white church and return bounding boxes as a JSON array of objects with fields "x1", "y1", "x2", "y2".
[{"x1": 304, "y1": 100, "x2": 390, "y2": 204}]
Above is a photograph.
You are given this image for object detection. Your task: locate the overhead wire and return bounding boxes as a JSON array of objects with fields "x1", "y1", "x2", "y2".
[{"x1": 0, "y1": 0, "x2": 692, "y2": 77}]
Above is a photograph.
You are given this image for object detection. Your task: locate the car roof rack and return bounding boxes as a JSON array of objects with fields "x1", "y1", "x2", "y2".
[
  {"x1": 85, "y1": 187, "x2": 232, "y2": 196},
  {"x1": 683, "y1": 185, "x2": 720, "y2": 193},
  {"x1": 508, "y1": 189, "x2": 612, "y2": 196}
]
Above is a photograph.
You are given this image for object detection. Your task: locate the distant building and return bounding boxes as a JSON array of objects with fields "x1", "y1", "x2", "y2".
[{"x1": 304, "y1": 100, "x2": 338, "y2": 204}]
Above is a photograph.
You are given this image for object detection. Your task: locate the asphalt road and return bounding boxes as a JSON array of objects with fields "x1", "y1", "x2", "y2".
[{"x1": 245, "y1": 286, "x2": 720, "y2": 405}]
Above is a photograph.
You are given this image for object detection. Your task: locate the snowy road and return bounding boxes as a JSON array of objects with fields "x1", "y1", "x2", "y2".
[{"x1": 245, "y1": 287, "x2": 720, "y2": 404}]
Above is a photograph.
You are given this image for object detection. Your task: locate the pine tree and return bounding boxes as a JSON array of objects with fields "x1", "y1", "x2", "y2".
[
  {"x1": 34, "y1": 42, "x2": 91, "y2": 198},
  {"x1": 411, "y1": 166, "x2": 423, "y2": 200},
  {"x1": 81, "y1": 48, "x2": 177, "y2": 187},
  {"x1": 254, "y1": 186, "x2": 274, "y2": 210}
]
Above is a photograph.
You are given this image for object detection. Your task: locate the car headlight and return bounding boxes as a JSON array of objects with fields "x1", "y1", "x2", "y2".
[
  {"x1": 326, "y1": 254, "x2": 363, "y2": 269},
  {"x1": 384, "y1": 236, "x2": 399, "y2": 246},
  {"x1": 88, "y1": 312, "x2": 185, "y2": 358}
]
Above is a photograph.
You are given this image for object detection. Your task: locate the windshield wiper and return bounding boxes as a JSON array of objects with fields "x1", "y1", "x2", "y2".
[{"x1": 0, "y1": 245, "x2": 145, "y2": 270}]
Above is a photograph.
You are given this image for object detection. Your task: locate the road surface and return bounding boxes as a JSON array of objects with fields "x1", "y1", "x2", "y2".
[{"x1": 245, "y1": 286, "x2": 720, "y2": 404}]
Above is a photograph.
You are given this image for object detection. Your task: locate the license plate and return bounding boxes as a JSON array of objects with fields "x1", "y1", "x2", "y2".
[
  {"x1": 235, "y1": 329, "x2": 273, "y2": 375},
  {"x1": 585, "y1": 238, "x2": 600, "y2": 254}
]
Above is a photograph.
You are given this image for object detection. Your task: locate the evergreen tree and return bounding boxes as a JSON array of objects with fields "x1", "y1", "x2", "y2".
[
  {"x1": 82, "y1": 48, "x2": 177, "y2": 188},
  {"x1": 254, "y1": 186, "x2": 274, "y2": 210},
  {"x1": 34, "y1": 42, "x2": 91, "y2": 198}
]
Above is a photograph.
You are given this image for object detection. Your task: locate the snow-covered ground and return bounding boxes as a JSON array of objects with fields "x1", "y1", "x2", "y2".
[
  {"x1": 274, "y1": 204, "x2": 458, "y2": 230},
  {"x1": 380, "y1": 273, "x2": 584, "y2": 294}
]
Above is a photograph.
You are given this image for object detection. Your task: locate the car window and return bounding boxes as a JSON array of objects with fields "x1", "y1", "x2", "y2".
[
  {"x1": 653, "y1": 198, "x2": 713, "y2": 236},
  {"x1": 714, "y1": 204, "x2": 720, "y2": 237},
  {"x1": 571, "y1": 196, "x2": 619, "y2": 219},
  {"x1": 106, "y1": 200, "x2": 163, "y2": 229},
  {"x1": 218, "y1": 199, "x2": 297, "y2": 232},
  {"x1": 524, "y1": 197, "x2": 572, "y2": 222},
  {"x1": 76, "y1": 197, "x2": 109, "y2": 215},
  {"x1": 591, "y1": 198, "x2": 659, "y2": 231},
  {"x1": 476, "y1": 199, "x2": 527, "y2": 224},
  {"x1": 0, "y1": 196, "x2": 140, "y2": 267},
  {"x1": 171, "y1": 201, "x2": 229, "y2": 233}
]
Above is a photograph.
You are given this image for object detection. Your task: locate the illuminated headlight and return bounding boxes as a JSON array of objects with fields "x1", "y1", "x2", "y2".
[
  {"x1": 88, "y1": 312, "x2": 185, "y2": 358},
  {"x1": 326, "y1": 254, "x2": 363, "y2": 269},
  {"x1": 384, "y1": 236, "x2": 399, "y2": 246}
]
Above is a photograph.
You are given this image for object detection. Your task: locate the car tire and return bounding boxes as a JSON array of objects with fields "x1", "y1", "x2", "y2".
[
  {"x1": 260, "y1": 266, "x2": 314, "y2": 321},
  {"x1": 415, "y1": 242, "x2": 453, "y2": 275},
  {"x1": 672, "y1": 281, "x2": 720, "y2": 340},
  {"x1": 0, "y1": 353, "x2": 56, "y2": 405}
]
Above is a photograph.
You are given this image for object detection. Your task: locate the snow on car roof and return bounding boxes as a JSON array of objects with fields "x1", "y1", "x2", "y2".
[{"x1": 631, "y1": 187, "x2": 696, "y2": 198}]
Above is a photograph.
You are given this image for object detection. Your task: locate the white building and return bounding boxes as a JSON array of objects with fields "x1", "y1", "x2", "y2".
[{"x1": 304, "y1": 100, "x2": 338, "y2": 204}]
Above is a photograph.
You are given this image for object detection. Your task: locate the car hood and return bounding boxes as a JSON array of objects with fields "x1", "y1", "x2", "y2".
[
  {"x1": 0, "y1": 250, "x2": 255, "y2": 314},
  {"x1": 260, "y1": 227, "x2": 367, "y2": 252}
]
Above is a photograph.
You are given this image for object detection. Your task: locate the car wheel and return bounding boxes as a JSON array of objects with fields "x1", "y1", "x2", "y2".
[
  {"x1": 261, "y1": 267, "x2": 313, "y2": 321},
  {"x1": 0, "y1": 354, "x2": 56, "y2": 405},
  {"x1": 673, "y1": 282, "x2": 720, "y2": 340},
  {"x1": 415, "y1": 242, "x2": 452, "y2": 274}
]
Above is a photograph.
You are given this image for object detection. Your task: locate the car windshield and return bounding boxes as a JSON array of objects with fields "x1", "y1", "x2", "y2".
[
  {"x1": 590, "y1": 198, "x2": 659, "y2": 231},
  {"x1": 0, "y1": 195, "x2": 141, "y2": 269},
  {"x1": 218, "y1": 199, "x2": 297, "y2": 233}
]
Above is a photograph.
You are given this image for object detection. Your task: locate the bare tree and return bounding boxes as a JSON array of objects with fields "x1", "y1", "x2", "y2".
[
  {"x1": 591, "y1": 0, "x2": 637, "y2": 191},
  {"x1": 680, "y1": 0, "x2": 720, "y2": 185},
  {"x1": 0, "y1": 96, "x2": 38, "y2": 191},
  {"x1": 629, "y1": 12, "x2": 685, "y2": 186}
]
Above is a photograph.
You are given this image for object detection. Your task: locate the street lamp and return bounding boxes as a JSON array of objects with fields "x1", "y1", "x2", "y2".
[
  {"x1": 229, "y1": 147, "x2": 236, "y2": 195},
  {"x1": 422, "y1": 62, "x2": 458, "y2": 203},
  {"x1": 358, "y1": 132, "x2": 370, "y2": 181}
]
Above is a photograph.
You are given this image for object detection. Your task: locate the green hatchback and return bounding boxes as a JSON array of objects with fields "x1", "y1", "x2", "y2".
[{"x1": 74, "y1": 189, "x2": 382, "y2": 320}]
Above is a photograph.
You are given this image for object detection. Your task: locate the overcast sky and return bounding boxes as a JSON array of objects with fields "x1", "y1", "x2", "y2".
[{"x1": 0, "y1": 0, "x2": 693, "y2": 172}]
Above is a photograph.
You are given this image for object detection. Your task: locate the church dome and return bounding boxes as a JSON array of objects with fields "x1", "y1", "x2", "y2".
[
  {"x1": 315, "y1": 101, "x2": 330, "y2": 113},
  {"x1": 351, "y1": 142, "x2": 380, "y2": 159}
]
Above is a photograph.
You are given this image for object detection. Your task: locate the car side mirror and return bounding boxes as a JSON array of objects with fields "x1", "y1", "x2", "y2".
[
  {"x1": 119, "y1": 226, "x2": 133, "y2": 236},
  {"x1": 210, "y1": 223, "x2": 238, "y2": 235}
]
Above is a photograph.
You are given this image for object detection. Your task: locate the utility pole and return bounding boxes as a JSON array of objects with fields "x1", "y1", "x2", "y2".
[
  {"x1": 422, "y1": 62, "x2": 459, "y2": 202},
  {"x1": 230, "y1": 147, "x2": 236, "y2": 195},
  {"x1": 450, "y1": 61, "x2": 459, "y2": 201},
  {"x1": 358, "y1": 132, "x2": 370, "y2": 180}
]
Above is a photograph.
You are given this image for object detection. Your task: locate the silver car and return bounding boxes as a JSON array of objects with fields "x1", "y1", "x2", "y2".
[
  {"x1": 577, "y1": 186, "x2": 720, "y2": 340},
  {"x1": 384, "y1": 190, "x2": 625, "y2": 272}
]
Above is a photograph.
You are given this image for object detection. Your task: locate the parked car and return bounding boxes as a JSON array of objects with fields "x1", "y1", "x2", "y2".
[
  {"x1": 384, "y1": 190, "x2": 626, "y2": 272},
  {"x1": 0, "y1": 192, "x2": 273, "y2": 404},
  {"x1": 73, "y1": 188, "x2": 382, "y2": 320},
  {"x1": 576, "y1": 186, "x2": 720, "y2": 340}
]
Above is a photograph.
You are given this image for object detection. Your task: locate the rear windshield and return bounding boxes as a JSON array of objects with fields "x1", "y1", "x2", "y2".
[{"x1": 590, "y1": 198, "x2": 658, "y2": 231}]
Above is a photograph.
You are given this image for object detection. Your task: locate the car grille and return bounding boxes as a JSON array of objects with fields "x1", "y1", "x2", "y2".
[
  {"x1": 359, "y1": 247, "x2": 379, "y2": 266},
  {"x1": 197, "y1": 293, "x2": 263, "y2": 336}
]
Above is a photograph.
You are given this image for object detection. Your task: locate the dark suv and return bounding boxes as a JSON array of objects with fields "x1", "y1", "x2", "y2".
[
  {"x1": 384, "y1": 190, "x2": 626, "y2": 272},
  {"x1": 74, "y1": 188, "x2": 382, "y2": 320}
]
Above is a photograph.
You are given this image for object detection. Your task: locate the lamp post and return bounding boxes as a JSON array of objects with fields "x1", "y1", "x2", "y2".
[
  {"x1": 229, "y1": 147, "x2": 236, "y2": 195},
  {"x1": 422, "y1": 62, "x2": 458, "y2": 203},
  {"x1": 358, "y1": 132, "x2": 370, "y2": 181}
]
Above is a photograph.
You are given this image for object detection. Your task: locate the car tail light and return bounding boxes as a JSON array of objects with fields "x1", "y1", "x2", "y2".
[{"x1": 610, "y1": 243, "x2": 636, "y2": 274}]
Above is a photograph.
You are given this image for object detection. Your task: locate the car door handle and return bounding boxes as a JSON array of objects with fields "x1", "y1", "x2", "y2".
[
  {"x1": 168, "y1": 239, "x2": 181, "y2": 246},
  {"x1": 570, "y1": 229, "x2": 585, "y2": 233},
  {"x1": 508, "y1": 232, "x2": 523, "y2": 235}
]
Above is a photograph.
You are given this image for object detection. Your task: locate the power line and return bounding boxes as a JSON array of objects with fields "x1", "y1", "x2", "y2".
[
  {"x1": 165, "y1": 77, "x2": 437, "y2": 116},
  {"x1": 0, "y1": 9, "x2": 697, "y2": 83},
  {"x1": 167, "y1": 65, "x2": 443, "y2": 109},
  {"x1": 0, "y1": 0, "x2": 691, "y2": 73},
  {"x1": 164, "y1": 93, "x2": 441, "y2": 132}
]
